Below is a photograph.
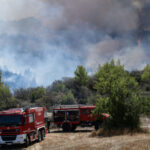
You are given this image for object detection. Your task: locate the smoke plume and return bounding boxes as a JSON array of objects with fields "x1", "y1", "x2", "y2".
[{"x1": 0, "y1": 0, "x2": 149, "y2": 89}]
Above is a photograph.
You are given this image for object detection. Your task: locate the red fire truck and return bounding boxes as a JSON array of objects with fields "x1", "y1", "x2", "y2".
[
  {"x1": 0, "y1": 107, "x2": 47, "y2": 147},
  {"x1": 53, "y1": 105, "x2": 109, "y2": 131}
]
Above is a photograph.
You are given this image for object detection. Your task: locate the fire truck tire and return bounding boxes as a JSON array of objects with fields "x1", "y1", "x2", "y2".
[
  {"x1": 62, "y1": 123, "x2": 71, "y2": 132},
  {"x1": 25, "y1": 135, "x2": 30, "y2": 147},
  {"x1": 0, "y1": 145, "x2": 5, "y2": 148},
  {"x1": 41, "y1": 129, "x2": 45, "y2": 140},
  {"x1": 71, "y1": 125, "x2": 76, "y2": 131},
  {"x1": 37, "y1": 131, "x2": 42, "y2": 142}
]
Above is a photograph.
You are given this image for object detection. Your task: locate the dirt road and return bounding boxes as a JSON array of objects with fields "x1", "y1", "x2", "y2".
[{"x1": 2, "y1": 127, "x2": 150, "y2": 150}]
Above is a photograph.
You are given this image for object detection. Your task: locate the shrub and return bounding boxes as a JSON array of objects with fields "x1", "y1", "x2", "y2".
[{"x1": 94, "y1": 60, "x2": 141, "y2": 130}]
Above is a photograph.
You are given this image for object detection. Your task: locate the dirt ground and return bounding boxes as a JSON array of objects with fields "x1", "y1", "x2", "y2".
[
  {"x1": 1, "y1": 117, "x2": 150, "y2": 150},
  {"x1": 2, "y1": 127, "x2": 150, "y2": 150}
]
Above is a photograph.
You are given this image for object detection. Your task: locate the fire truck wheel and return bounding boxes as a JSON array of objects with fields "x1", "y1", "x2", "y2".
[
  {"x1": 41, "y1": 129, "x2": 45, "y2": 140},
  {"x1": 25, "y1": 135, "x2": 30, "y2": 147},
  {"x1": 62, "y1": 123, "x2": 71, "y2": 132},
  {"x1": 0, "y1": 145, "x2": 5, "y2": 148},
  {"x1": 71, "y1": 125, "x2": 76, "y2": 132},
  {"x1": 37, "y1": 131, "x2": 42, "y2": 142},
  {"x1": 0, "y1": 145, "x2": 3, "y2": 148}
]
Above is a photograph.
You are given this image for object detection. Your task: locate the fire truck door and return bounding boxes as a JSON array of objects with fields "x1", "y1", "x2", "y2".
[
  {"x1": 80, "y1": 109, "x2": 91, "y2": 122},
  {"x1": 26, "y1": 113, "x2": 35, "y2": 131}
]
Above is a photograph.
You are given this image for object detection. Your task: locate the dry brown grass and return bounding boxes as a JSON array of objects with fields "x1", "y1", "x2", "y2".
[
  {"x1": 35, "y1": 127, "x2": 150, "y2": 150},
  {"x1": 119, "y1": 139, "x2": 150, "y2": 150},
  {"x1": 90, "y1": 127, "x2": 149, "y2": 137},
  {"x1": 4, "y1": 127, "x2": 150, "y2": 150}
]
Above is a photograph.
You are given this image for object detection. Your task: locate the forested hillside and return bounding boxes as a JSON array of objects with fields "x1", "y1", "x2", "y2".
[{"x1": 0, "y1": 60, "x2": 150, "y2": 116}]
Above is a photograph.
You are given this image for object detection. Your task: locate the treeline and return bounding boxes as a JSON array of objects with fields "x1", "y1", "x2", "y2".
[
  {"x1": 13, "y1": 65, "x2": 97, "y2": 111},
  {"x1": 0, "y1": 60, "x2": 150, "y2": 119}
]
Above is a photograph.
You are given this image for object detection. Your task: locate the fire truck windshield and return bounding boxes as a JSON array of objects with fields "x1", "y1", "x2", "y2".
[{"x1": 0, "y1": 115, "x2": 22, "y2": 126}]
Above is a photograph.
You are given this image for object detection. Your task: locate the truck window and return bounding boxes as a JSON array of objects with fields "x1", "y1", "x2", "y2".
[
  {"x1": 66, "y1": 110, "x2": 79, "y2": 121},
  {"x1": 82, "y1": 109, "x2": 89, "y2": 115},
  {"x1": 0, "y1": 115, "x2": 22, "y2": 126},
  {"x1": 53, "y1": 110, "x2": 65, "y2": 122},
  {"x1": 28, "y1": 114, "x2": 33, "y2": 123}
]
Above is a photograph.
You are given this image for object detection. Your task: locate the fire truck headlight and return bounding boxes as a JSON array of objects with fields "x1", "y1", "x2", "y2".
[{"x1": 18, "y1": 134, "x2": 26, "y2": 139}]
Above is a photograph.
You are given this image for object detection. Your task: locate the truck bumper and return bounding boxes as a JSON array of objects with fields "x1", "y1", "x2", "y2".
[{"x1": 0, "y1": 134, "x2": 26, "y2": 145}]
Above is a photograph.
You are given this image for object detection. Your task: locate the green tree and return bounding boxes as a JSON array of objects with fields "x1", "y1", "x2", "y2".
[
  {"x1": 140, "y1": 96, "x2": 150, "y2": 115},
  {"x1": 48, "y1": 80, "x2": 66, "y2": 93},
  {"x1": 14, "y1": 88, "x2": 32, "y2": 101},
  {"x1": 74, "y1": 65, "x2": 89, "y2": 86},
  {"x1": 76, "y1": 86, "x2": 91, "y2": 104},
  {"x1": 142, "y1": 65, "x2": 150, "y2": 81},
  {"x1": 61, "y1": 91, "x2": 76, "y2": 105},
  {"x1": 130, "y1": 70, "x2": 142, "y2": 84},
  {"x1": 141, "y1": 65, "x2": 150, "y2": 91},
  {"x1": 0, "y1": 71, "x2": 2, "y2": 85},
  {"x1": 94, "y1": 60, "x2": 140, "y2": 129},
  {"x1": 0, "y1": 71, "x2": 17, "y2": 110},
  {"x1": 0, "y1": 85, "x2": 17, "y2": 110},
  {"x1": 31, "y1": 87, "x2": 46, "y2": 103}
]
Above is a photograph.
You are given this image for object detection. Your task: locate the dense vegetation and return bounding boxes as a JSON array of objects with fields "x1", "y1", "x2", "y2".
[
  {"x1": 94, "y1": 60, "x2": 140, "y2": 129},
  {"x1": 0, "y1": 60, "x2": 150, "y2": 129}
]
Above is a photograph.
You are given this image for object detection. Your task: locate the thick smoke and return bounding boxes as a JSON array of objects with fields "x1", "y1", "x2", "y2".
[
  {"x1": 0, "y1": 0, "x2": 149, "y2": 89},
  {"x1": 44, "y1": 0, "x2": 138, "y2": 32}
]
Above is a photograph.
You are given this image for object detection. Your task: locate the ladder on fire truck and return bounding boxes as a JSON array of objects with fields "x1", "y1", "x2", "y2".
[{"x1": 53, "y1": 104, "x2": 89, "y2": 109}]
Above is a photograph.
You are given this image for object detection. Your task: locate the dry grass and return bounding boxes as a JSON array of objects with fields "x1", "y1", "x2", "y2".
[
  {"x1": 3, "y1": 127, "x2": 150, "y2": 150},
  {"x1": 27, "y1": 126, "x2": 150, "y2": 150},
  {"x1": 90, "y1": 127, "x2": 149, "y2": 137},
  {"x1": 119, "y1": 139, "x2": 150, "y2": 150}
]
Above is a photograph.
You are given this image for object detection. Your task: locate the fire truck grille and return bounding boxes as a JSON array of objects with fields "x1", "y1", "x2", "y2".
[
  {"x1": 2, "y1": 129, "x2": 17, "y2": 134},
  {"x1": 1, "y1": 135, "x2": 17, "y2": 141}
]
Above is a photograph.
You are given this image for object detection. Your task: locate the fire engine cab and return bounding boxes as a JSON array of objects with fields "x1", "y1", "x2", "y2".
[
  {"x1": 53, "y1": 105, "x2": 109, "y2": 131},
  {"x1": 0, "y1": 107, "x2": 47, "y2": 147}
]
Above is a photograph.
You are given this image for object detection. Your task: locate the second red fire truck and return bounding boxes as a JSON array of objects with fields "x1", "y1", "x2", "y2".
[{"x1": 53, "y1": 105, "x2": 109, "y2": 131}]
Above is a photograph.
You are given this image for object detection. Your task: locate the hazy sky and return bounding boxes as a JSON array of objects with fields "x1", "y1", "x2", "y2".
[{"x1": 0, "y1": 0, "x2": 149, "y2": 89}]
